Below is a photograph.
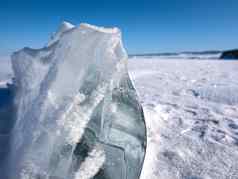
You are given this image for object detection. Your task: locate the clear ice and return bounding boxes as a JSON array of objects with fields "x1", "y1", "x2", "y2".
[{"x1": 9, "y1": 22, "x2": 146, "y2": 179}]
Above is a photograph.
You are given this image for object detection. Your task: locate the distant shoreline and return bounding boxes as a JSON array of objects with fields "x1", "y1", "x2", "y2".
[{"x1": 129, "y1": 50, "x2": 222, "y2": 57}]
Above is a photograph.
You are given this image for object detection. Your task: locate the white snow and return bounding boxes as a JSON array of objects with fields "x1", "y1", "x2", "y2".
[
  {"x1": 74, "y1": 145, "x2": 106, "y2": 179},
  {"x1": 80, "y1": 23, "x2": 120, "y2": 34},
  {"x1": 128, "y1": 57, "x2": 238, "y2": 179}
]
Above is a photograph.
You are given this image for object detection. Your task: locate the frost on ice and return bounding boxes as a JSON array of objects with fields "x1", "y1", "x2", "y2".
[{"x1": 9, "y1": 22, "x2": 146, "y2": 179}]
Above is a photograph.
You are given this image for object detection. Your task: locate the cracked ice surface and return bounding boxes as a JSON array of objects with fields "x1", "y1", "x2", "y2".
[{"x1": 9, "y1": 22, "x2": 146, "y2": 179}]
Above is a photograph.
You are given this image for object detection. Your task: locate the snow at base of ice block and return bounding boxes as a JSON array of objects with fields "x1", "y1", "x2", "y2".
[
  {"x1": 9, "y1": 22, "x2": 146, "y2": 179},
  {"x1": 129, "y1": 58, "x2": 238, "y2": 179}
]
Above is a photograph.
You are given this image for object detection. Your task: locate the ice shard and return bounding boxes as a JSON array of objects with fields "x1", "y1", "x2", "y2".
[{"x1": 9, "y1": 22, "x2": 146, "y2": 179}]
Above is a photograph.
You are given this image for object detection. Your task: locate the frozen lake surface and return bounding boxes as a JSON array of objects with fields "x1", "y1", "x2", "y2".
[
  {"x1": 0, "y1": 56, "x2": 238, "y2": 178},
  {"x1": 128, "y1": 57, "x2": 238, "y2": 179}
]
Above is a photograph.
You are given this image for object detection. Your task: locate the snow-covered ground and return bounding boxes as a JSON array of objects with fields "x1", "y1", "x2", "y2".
[
  {"x1": 0, "y1": 56, "x2": 238, "y2": 178},
  {"x1": 128, "y1": 57, "x2": 238, "y2": 179}
]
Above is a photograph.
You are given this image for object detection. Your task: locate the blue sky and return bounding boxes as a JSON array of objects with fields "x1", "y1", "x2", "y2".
[{"x1": 0, "y1": 0, "x2": 238, "y2": 55}]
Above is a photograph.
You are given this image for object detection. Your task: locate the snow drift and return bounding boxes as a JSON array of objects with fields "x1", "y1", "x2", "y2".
[{"x1": 9, "y1": 22, "x2": 146, "y2": 179}]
